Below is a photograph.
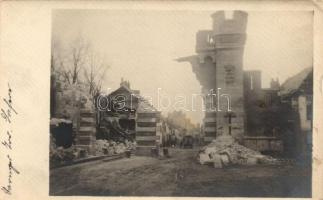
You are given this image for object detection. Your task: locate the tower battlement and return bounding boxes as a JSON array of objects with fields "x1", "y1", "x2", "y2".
[
  {"x1": 211, "y1": 11, "x2": 248, "y2": 35},
  {"x1": 196, "y1": 11, "x2": 248, "y2": 52}
]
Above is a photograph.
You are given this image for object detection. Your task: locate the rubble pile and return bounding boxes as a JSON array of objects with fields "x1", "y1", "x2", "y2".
[
  {"x1": 50, "y1": 145, "x2": 84, "y2": 165},
  {"x1": 125, "y1": 140, "x2": 137, "y2": 151},
  {"x1": 198, "y1": 135, "x2": 277, "y2": 168},
  {"x1": 50, "y1": 139, "x2": 137, "y2": 166},
  {"x1": 94, "y1": 139, "x2": 137, "y2": 156}
]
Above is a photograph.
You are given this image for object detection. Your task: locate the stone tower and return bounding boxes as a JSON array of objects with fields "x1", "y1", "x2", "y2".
[{"x1": 178, "y1": 11, "x2": 248, "y2": 142}]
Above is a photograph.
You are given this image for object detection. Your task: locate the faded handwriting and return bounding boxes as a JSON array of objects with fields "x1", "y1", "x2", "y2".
[
  {"x1": 1, "y1": 83, "x2": 19, "y2": 195},
  {"x1": 1, "y1": 155, "x2": 20, "y2": 195},
  {"x1": 1, "y1": 83, "x2": 18, "y2": 123},
  {"x1": 1, "y1": 131, "x2": 12, "y2": 150}
]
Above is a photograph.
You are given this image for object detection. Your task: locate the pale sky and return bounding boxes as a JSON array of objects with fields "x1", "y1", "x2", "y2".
[{"x1": 52, "y1": 10, "x2": 313, "y2": 123}]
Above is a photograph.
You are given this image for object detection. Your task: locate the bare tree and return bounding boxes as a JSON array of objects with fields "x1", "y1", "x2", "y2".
[
  {"x1": 52, "y1": 39, "x2": 73, "y2": 84},
  {"x1": 83, "y1": 52, "x2": 109, "y2": 101},
  {"x1": 52, "y1": 35, "x2": 109, "y2": 100},
  {"x1": 70, "y1": 37, "x2": 90, "y2": 84},
  {"x1": 82, "y1": 51, "x2": 109, "y2": 128},
  {"x1": 54, "y1": 55, "x2": 72, "y2": 84}
]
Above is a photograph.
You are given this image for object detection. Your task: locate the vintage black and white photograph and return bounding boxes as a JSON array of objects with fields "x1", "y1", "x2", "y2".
[{"x1": 49, "y1": 9, "x2": 313, "y2": 197}]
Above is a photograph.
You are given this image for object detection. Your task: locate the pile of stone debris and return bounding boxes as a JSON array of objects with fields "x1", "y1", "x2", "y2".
[
  {"x1": 50, "y1": 139, "x2": 137, "y2": 166},
  {"x1": 94, "y1": 139, "x2": 137, "y2": 156},
  {"x1": 50, "y1": 146, "x2": 84, "y2": 163},
  {"x1": 197, "y1": 135, "x2": 278, "y2": 168}
]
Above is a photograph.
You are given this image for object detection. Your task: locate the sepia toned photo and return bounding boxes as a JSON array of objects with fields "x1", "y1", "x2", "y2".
[{"x1": 48, "y1": 9, "x2": 314, "y2": 197}]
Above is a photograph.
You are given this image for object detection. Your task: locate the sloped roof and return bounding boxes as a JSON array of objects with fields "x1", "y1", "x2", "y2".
[
  {"x1": 108, "y1": 85, "x2": 138, "y2": 98},
  {"x1": 280, "y1": 67, "x2": 313, "y2": 97},
  {"x1": 108, "y1": 85, "x2": 159, "y2": 113}
]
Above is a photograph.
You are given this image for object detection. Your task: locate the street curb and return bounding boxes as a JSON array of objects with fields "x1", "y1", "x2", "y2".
[{"x1": 50, "y1": 153, "x2": 126, "y2": 169}]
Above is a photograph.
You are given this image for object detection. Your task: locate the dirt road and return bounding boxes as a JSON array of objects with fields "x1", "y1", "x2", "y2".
[{"x1": 50, "y1": 148, "x2": 311, "y2": 197}]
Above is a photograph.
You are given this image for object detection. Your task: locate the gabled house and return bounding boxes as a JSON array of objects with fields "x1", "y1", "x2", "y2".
[
  {"x1": 98, "y1": 79, "x2": 161, "y2": 155},
  {"x1": 279, "y1": 67, "x2": 313, "y2": 160}
]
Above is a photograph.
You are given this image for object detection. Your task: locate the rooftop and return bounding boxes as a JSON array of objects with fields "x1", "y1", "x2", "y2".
[{"x1": 280, "y1": 67, "x2": 313, "y2": 97}]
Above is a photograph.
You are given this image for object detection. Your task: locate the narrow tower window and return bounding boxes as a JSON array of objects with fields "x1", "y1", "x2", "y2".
[{"x1": 224, "y1": 65, "x2": 235, "y2": 84}]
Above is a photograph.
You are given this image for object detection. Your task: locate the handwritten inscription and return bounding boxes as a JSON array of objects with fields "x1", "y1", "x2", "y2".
[
  {"x1": 1, "y1": 83, "x2": 19, "y2": 195},
  {"x1": 1, "y1": 155, "x2": 20, "y2": 194},
  {"x1": 1, "y1": 84, "x2": 18, "y2": 123},
  {"x1": 2, "y1": 131, "x2": 12, "y2": 150}
]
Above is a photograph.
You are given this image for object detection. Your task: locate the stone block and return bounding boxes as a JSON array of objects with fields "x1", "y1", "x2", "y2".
[
  {"x1": 212, "y1": 154, "x2": 223, "y2": 168},
  {"x1": 79, "y1": 126, "x2": 96, "y2": 133},
  {"x1": 199, "y1": 153, "x2": 211, "y2": 165}
]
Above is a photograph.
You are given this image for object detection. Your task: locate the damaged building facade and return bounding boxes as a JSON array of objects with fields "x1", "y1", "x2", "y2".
[
  {"x1": 50, "y1": 78, "x2": 161, "y2": 157},
  {"x1": 97, "y1": 80, "x2": 161, "y2": 155},
  {"x1": 178, "y1": 11, "x2": 247, "y2": 143},
  {"x1": 178, "y1": 11, "x2": 313, "y2": 159},
  {"x1": 50, "y1": 76, "x2": 97, "y2": 153}
]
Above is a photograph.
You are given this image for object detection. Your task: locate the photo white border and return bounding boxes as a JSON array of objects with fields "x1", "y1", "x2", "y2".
[{"x1": 0, "y1": 1, "x2": 322, "y2": 199}]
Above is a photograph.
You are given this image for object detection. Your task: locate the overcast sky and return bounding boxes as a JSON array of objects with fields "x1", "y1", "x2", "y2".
[{"x1": 52, "y1": 10, "x2": 313, "y2": 123}]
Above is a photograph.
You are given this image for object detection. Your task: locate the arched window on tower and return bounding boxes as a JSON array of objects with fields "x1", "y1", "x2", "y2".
[
  {"x1": 207, "y1": 34, "x2": 215, "y2": 45},
  {"x1": 204, "y1": 56, "x2": 213, "y2": 63}
]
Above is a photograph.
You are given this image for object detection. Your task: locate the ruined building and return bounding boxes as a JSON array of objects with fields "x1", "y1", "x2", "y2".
[
  {"x1": 178, "y1": 11, "x2": 248, "y2": 142},
  {"x1": 98, "y1": 80, "x2": 161, "y2": 155}
]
